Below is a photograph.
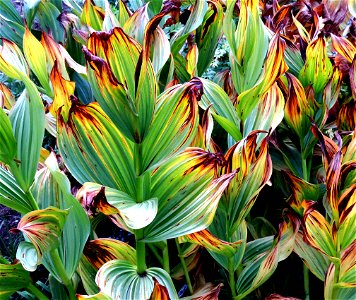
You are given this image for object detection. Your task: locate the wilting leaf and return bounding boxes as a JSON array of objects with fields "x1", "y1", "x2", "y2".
[
  {"x1": 302, "y1": 202, "x2": 337, "y2": 258},
  {"x1": 23, "y1": 27, "x2": 52, "y2": 95},
  {"x1": 330, "y1": 34, "x2": 356, "y2": 63},
  {"x1": 96, "y1": 261, "x2": 178, "y2": 299},
  {"x1": 11, "y1": 206, "x2": 68, "y2": 257},
  {"x1": 299, "y1": 36, "x2": 333, "y2": 96},
  {"x1": 31, "y1": 152, "x2": 90, "y2": 280},
  {"x1": 57, "y1": 101, "x2": 136, "y2": 196},
  {"x1": 0, "y1": 107, "x2": 16, "y2": 164},
  {"x1": 16, "y1": 241, "x2": 39, "y2": 272},
  {"x1": 142, "y1": 78, "x2": 202, "y2": 170},
  {"x1": 178, "y1": 229, "x2": 242, "y2": 257},
  {"x1": 142, "y1": 149, "x2": 234, "y2": 242},
  {"x1": 0, "y1": 262, "x2": 30, "y2": 298},
  {"x1": 84, "y1": 238, "x2": 136, "y2": 270}
]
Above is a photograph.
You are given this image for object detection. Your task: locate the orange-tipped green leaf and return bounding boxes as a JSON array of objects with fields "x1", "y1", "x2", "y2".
[
  {"x1": 303, "y1": 202, "x2": 337, "y2": 258},
  {"x1": 57, "y1": 101, "x2": 136, "y2": 196},
  {"x1": 49, "y1": 61, "x2": 75, "y2": 121},
  {"x1": 11, "y1": 207, "x2": 68, "y2": 257},
  {"x1": 23, "y1": 27, "x2": 52, "y2": 95},
  {"x1": 284, "y1": 73, "x2": 313, "y2": 138},
  {"x1": 299, "y1": 36, "x2": 333, "y2": 96},
  {"x1": 331, "y1": 34, "x2": 356, "y2": 63},
  {"x1": 178, "y1": 229, "x2": 242, "y2": 257},
  {"x1": 150, "y1": 278, "x2": 170, "y2": 300},
  {"x1": 141, "y1": 79, "x2": 202, "y2": 170},
  {"x1": 83, "y1": 238, "x2": 136, "y2": 270}
]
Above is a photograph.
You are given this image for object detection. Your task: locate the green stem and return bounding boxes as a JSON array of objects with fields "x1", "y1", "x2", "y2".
[
  {"x1": 162, "y1": 240, "x2": 170, "y2": 274},
  {"x1": 49, "y1": 249, "x2": 76, "y2": 300},
  {"x1": 27, "y1": 282, "x2": 49, "y2": 300},
  {"x1": 136, "y1": 232, "x2": 147, "y2": 274},
  {"x1": 228, "y1": 257, "x2": 237, "y2": 298},
  {"x1": 175, "y1": 239, "x2": 193, "y2": 294},
  {"x1": 147, "y1": 243, "x2": 164, "y2": 266},
  {"x1": 303, "y1": 264, "x2": 310, "y2": 300},
  {"x1": 301, "y1": 155, "x2": 309, "y2": 182}
]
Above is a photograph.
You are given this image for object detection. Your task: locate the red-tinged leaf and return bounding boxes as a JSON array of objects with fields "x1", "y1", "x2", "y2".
[
  {"x1": 337, "y1": 100, "x2": 356, "y2": 131},
  {"x1": 350, "y1": 58, "x2": 356, "y2": 101},
  {"x1": 326, "y1": 151, "x2": 342, "y2": 216},
  {"x1": 283, "y1": 172, "x2": 323, "y2": 215},
  {"x1": 11, "y1": 207, "x2": 68, "y2": 257},
  {"x1": 181, "y1": 283, "x2": 222, "y2": 300},
  {"x1": 343, "y1": 131, "x2": 356, "y2": 163},
  {"x1": 83, "y1": 238, "x2": 136, "y2": 270},
  {"x1": 178, "y1": 229, "x2": 242, "y2": 257},
  {"x1": 299, "y1": 36, "x2": 333, "y2": 96},
  {"x1": 330, "y1": 34, "x2": 356, "y2": 63},
  {"x1": 302, "y1": 201, "x2": 337, "y2": 258},
  {"x1": 49, "y1": 61, "x2": 75, "y2": 121},
  {"x1": 266, "y1": 294, "x2": 301, "y2": 300},
  {"x1": 80, "y1": 0, "x2": 104, "y2": 31},
  {"x1": 150, "y1": 278, "x2": 170, "y2": 300},
  {"x1": 284, "y1": 73, "x2": 312, "y2": 138},
  {"x1": 0, "y1": 82, "x2": 15, "y2": 109},
  {"x1": 57, "y1": 101, "x2": 136, "y2": 196}
]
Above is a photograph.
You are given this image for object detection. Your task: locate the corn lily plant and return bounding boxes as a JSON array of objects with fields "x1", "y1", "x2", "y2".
[{"x1": 0, "y1": 0, "x2": 355, "y2": 299}]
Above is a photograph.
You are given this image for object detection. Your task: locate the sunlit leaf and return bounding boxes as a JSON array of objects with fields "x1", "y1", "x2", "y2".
[{"x1": 81, "y1": 0, "x2": 104, "y2": 31}]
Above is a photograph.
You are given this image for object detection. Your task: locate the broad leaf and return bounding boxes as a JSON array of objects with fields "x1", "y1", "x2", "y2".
[{"x1": 0, "y1": 262, "x2": 30, "y2": 298}]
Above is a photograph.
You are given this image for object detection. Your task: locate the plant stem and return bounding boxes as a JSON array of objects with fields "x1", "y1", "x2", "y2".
[
  {"x1": 175, "y1": 239, "x2": 193, "y2": 294},
  {"x1": 303, "y1": 264, "x2": 310, "y2": 300},
  {"x1": 301, "y1": 155, "x2": 309, "y2": 182},
  {"x1": 162, "y1": 240, "x2": 170, "y2": 274},
  {"x1": 49, "y1": 249, "x2": 76, "y2": 300},
  {"x1": 27, "y1": 282, "x2": 49, "y2": 300},
  {"x1": 136, "y1": 232, "x2": 147, "y2": 274},
  {"x1": 147, "y1": 243, "x2": 164, "y2": 266},
  {"x1": 228, "y1": 257, "x2": 237, "y2": 298}
]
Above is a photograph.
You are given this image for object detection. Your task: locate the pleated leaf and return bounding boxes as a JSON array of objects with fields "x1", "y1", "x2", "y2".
[
  {"x1": 294, "y1": 232, "x2": 330, "y2": 281},
  {"x1": 31, "y1": 152, "x2": 90, "y2": 280},
  {"x1": 0, "y1": 166, "x2": 35, "y2": 214},
  {"x1": 96, "y1": 261, "x2": 178, "y2": 299},
  {"x1": 57, "y1": 101, "x2": 136, "y2": 196},
  {"x1": 299, "y1": 36, "x2": 333, "y2": 96},
  {"x1": 84, "y1": 238, "x2": 136, "y2": 270},
  {"x1": 0, "y1": 262, "x2": 30, "y2": 299},
  {"x1": 330, "y1": 34, "x2": 356, "y2": 63},
  {"x1": 16, "y1": 241, "x2": 39, "y2": 272},
  {"x1": 0, "y1": 107, "x2": 16, "y2": 164},
  {"x1": 178, "y1": 229, "x2": 242, "y2": 257},
  {"x1": 303, "y1": 202, "x2": 337, "y2": 258},
  {"x1": 80, "y1": 0, "x2": 104, "y2": 31},
  {"x1": 142, "y1": 78, "x2": 202, "y2": 170},
  {"x1": 11, "y1": 206, "x2": 68, "y2": 257},
  {"x1": 143, "y1": 149, "x2": 234, "y2": 242}
]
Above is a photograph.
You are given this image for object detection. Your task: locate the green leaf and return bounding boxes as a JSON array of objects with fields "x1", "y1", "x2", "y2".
[
  {"x1": 96, "y1": 261, "x2": 178, "y2": 299},
  {"x1": 11, "y1": 206, "x2": 69, "y2": 258},
  {"x1": 57, "y1": 101, "x2": 136, "y2": 196},
  {"x1": 141, "y1": 79, "x2": 202, "y2": 170},
  {"x1": 9, "y1": 89, "x2": 45, "y2": 192},
  {"x1": 81, "y1": 0, "x2": 104, "y2": 31},
  {"x1": 16, "y1": 241, "x2": 39, "y2": 272},
  {"x1": 143, "y1": 149, "x2": 235, "y2": 242},
  {"x1": 0, "y1": 16, "x2": 25, "y2": 46},
  {"x1": 0, "y1": 0, "x2": 23, "y2": 24},
  {"x1": 0, "y1": 262, "x2": 30, "y2": 298},
  {"x1": 31, "y1": 152, "x2": 90, "y2": 280},
  {"x1": 0, "y1": 107, "x2": 16, "y2": 164},
  {"x1": 23, "y1": 0, "x2": 41, "y2": 28},
  {"x1": 123, "y1": 5, "x2": 149, "y2": 44},
  {"x1": 78, "y1": 255, "x2": 100, "y2": 295},
  {"x1": 0, "y1": 166, "x2": 35, "y2": 214},
  {"x1": 294, "y1": 232, "x2": 330, "y2": 281}
]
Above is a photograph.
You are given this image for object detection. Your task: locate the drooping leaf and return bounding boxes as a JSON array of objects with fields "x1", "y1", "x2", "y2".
[
  {"x1": 96, "y1": 261, "x2": 178, "y2": 299},
  {"x1": 57, "y1": 101, "x2": 136, "y2": 196},
  {"x1": 11, "y1": 206, "x2": 69, "y2": 257}
]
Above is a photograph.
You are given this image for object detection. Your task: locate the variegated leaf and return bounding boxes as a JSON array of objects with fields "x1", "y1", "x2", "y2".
[{"x1": 0, "y1": 262, "x2": 30, "y2": 298}]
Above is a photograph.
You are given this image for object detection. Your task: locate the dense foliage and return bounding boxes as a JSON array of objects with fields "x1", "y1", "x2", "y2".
[{"x1": 0, "y1": 0, "x2": 355, "y2": 299}]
